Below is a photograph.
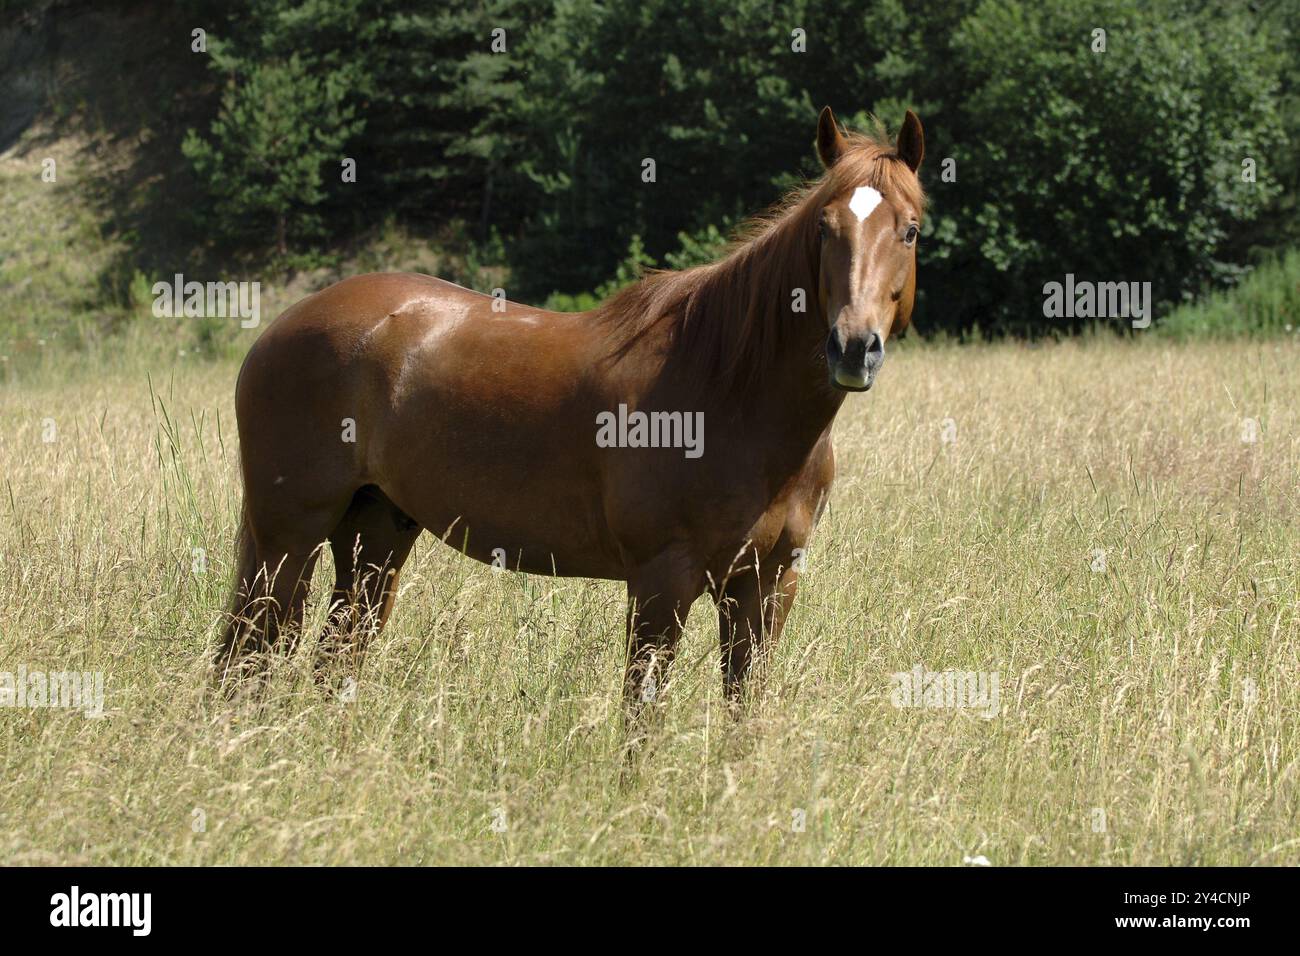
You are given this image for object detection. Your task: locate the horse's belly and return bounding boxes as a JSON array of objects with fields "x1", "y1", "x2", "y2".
[
  {"x1": 371, "y1": 408, "x2": 624, "y2": 579},
  {"x1": 404, "y1": 492, "x2": 624, "y2": 579}
]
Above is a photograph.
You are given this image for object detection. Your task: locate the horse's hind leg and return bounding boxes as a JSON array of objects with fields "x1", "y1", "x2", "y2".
[
  {"x1": 216, "y1": 495, "x2": 345, "y2": 689},
  {"x1": 216, "y1": 545, "x2": 321, "y2": 688},
  {"x1": 316, "y1": 486, "x2": 422, "y2": 677}
]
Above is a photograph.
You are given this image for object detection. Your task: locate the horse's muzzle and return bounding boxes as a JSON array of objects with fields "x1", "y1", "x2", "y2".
[{"x1": 826, "y1": 330, "x2": 884, "y2": 392}]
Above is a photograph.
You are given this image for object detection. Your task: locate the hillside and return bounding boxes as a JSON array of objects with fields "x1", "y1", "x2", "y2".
[{"x1": 0, "y1": 2, "x2": 483, "y2": 367}]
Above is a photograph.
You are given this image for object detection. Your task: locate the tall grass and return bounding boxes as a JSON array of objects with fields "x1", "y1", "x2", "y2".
[{"x1": 1, "y1": 337, "x2": 1297, "y2": 864}]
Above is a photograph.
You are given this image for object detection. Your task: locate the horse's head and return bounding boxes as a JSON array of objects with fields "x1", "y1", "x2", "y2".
[{"x1": 814, "y1": 106, "x2": 924, "y2": 392}]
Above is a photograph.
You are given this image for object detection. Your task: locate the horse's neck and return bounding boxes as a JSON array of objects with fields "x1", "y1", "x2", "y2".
[
  {"x1": 747, "y1": 329, "x2": 845, "y2": 473},
  {"x1": 721, "y1": 235, "x2": 845, "y2": 456},
  {"x1": 676, "y1": 274, "x2": 845, "y2": 474},
  {"x1": 615, "y1": 215, "x2": 845, "y2": 472}
]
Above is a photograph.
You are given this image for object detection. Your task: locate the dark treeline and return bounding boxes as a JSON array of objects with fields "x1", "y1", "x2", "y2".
[{"x1": 16, "y1": 0, "x2": 1300, "y2": 334}]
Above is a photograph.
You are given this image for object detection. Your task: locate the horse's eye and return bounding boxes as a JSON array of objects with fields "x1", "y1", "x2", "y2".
[
  {"x1": 904, "y1": 223, "x2": 920, "y2": 245},
  {"x1": 816, "y1": 217, "x2": 827, "y2": 240}
]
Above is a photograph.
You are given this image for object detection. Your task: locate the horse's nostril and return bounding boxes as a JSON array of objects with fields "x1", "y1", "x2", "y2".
[
  {"x1": 826, "y1": 331, "x2": 884, "y2": 374},
  {"x1": 841, "y1": 336, "x2": 866, "y2": 368},
  {"x1": 841, "y1": 333, "x2": 882, "y2": 369}
]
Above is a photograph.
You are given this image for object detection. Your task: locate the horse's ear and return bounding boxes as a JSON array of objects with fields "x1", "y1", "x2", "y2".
[
  {"x1": 897, "y1": 110, "x2": 924, "y2": 172},
  {"x1": 816, "y1": 106, "x2": 847, "y2": 169}
]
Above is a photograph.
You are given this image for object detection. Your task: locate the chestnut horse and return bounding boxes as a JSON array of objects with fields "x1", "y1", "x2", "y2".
[{"x1": 217, "y1": 106, "x2": 925, "y2": 720}]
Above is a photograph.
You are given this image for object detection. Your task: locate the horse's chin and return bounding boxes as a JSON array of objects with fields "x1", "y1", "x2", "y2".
[{"x1": 831, "y1": 369, "x2": 872, "y2": 392}]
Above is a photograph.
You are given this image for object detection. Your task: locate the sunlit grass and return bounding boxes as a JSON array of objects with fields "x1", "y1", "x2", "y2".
[{"x1": 0, "y1": 337, "x2": 1297, "y2": 865}]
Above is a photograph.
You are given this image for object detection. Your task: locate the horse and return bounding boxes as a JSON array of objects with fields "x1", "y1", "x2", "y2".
[{"x1": 216, "y1": 106, "x2": 925, "y2": 725}]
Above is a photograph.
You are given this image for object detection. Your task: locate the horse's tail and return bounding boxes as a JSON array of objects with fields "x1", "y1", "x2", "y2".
[{"x1": 215, "y1": 503, "x2": 258, "y2": 680}]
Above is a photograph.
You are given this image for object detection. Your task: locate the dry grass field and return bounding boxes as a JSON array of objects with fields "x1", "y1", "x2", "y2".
[{"x1": 1, "y1": 337, "x2": 1297, "y2": 865}]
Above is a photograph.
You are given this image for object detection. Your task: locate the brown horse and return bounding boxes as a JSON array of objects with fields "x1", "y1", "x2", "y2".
[{"x1": 216, "y1": 106, "x2": 925, "y2": 720}]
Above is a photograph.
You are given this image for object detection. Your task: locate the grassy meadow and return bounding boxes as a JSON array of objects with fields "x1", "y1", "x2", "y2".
[{"x1": 1, "y1": 336, "x2": 1297, "y2": 865}]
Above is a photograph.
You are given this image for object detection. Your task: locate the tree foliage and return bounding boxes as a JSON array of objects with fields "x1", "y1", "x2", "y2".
[{"x1": 179, "y1": 0, "x2": 1295, "y2": 333}]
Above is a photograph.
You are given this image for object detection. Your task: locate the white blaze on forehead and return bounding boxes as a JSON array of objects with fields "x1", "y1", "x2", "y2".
[{"x1": 848, "y1": 185, "x2": 884, "y2": 222}]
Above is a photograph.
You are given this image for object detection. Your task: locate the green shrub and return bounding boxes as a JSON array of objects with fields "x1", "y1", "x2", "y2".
[
  {"x1": 1158, "y1": 249, "x2": 1300, "y2": 340},
  {"x1": 920, "y1": 0, "x2": 1286, "y2": 334}
]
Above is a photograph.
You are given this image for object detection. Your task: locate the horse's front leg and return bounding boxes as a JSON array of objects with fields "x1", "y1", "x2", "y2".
[
  {"x1": 623, "y1": 549, "x2": 704, "y2": 747},
  {"x1": 717, "y1": 547, "x2": 801, "y2": 710}
]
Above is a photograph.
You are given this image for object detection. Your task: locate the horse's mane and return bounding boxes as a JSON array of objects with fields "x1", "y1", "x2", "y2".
[{"x1": 593, "y1": 126, "x2": 926, "y2": 398}]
